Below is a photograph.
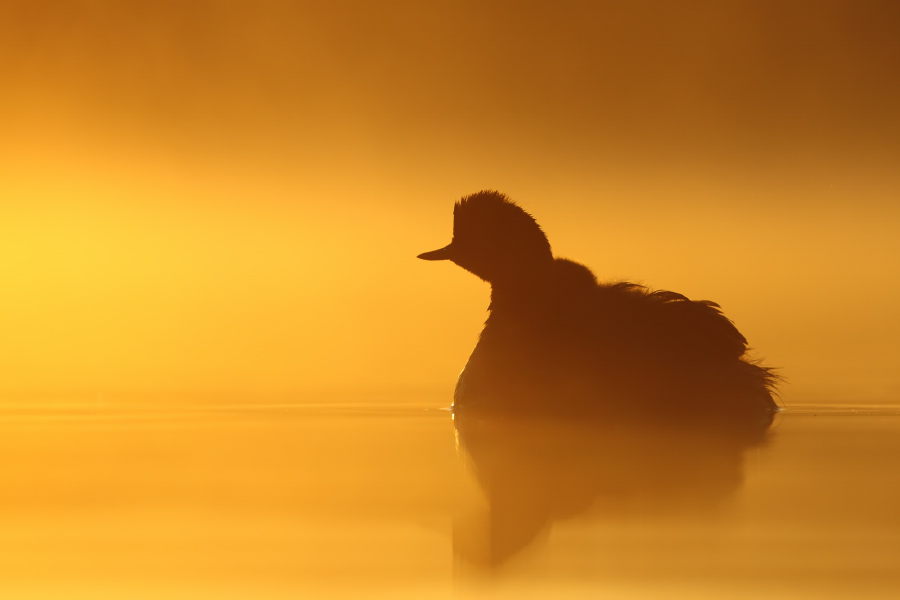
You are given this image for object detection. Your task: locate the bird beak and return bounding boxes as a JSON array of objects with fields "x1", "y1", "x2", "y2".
[{"x1": 417, "y1": 243, "x2": 454, "y2": 261}]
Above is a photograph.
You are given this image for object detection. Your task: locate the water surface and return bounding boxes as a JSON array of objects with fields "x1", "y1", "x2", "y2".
[{"x1": 1, "y1": 397, "x2": 898, "y2": 598}]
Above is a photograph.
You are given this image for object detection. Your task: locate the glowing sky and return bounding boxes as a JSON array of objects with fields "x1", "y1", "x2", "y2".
[{"x1": 1, "y1": 1, "x2": 899, "y2": 402}]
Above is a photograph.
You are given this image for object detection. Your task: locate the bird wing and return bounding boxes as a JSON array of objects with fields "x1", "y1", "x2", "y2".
[
  {"x1": 648, "y1": 291, "x2": 748, "y2": 360},
  {"x1": 597, "y1": 283, "x2": 749, "y2": 362}
]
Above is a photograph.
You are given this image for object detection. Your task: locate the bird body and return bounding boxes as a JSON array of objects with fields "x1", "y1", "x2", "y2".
[{"x1": 419, "y1": 191, "x2": 778, "y2": 432}]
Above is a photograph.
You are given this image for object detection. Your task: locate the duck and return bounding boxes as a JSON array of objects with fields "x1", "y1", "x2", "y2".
[{"x1": 418, "y1": 190, "x2": 779, "y2": 432}]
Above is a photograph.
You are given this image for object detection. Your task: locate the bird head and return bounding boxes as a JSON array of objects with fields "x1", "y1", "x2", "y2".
[{"x1": 418, "y1": 191, "x2": 553, "y2": 284}]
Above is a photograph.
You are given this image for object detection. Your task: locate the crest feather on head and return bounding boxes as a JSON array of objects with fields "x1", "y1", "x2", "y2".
[{"x1": 452, "y1": 190, "x2": 552, "y2": 261}]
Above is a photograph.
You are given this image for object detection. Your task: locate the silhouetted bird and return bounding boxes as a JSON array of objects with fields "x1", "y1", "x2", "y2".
[{"x1": 419, "y1": 190, "x2": 779, "y2": 434}]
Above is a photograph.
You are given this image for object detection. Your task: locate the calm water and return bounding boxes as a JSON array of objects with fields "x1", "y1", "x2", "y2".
[{"x1": 1, "y1": 397, "x2": 898, "y2": 599}]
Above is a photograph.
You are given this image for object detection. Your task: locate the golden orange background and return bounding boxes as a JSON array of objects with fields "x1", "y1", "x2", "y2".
[{"x1": 2, "y1": 1, "x2": 899, "y2": 404}]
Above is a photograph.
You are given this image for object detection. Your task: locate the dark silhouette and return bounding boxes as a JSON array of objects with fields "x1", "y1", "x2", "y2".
[
  {"x1": 418, "y1": 190, "x2": 779, "y2": 435},
  {"x1": 418, "y1": 190, "x2": 781, "y2": 568}
]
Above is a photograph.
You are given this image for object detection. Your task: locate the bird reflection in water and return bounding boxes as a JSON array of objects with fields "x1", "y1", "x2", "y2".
[
  {"x1": 418, "y1": 191, "x2": 780, "y2": 567},
  {"x1": 451, "y1": 410, "x2": 769, "y2": 568}
]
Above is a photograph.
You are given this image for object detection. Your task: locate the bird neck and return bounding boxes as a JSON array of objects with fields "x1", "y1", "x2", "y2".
[{"x1": 488, "y1": 272, "x2": 553, "y2": 313}]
